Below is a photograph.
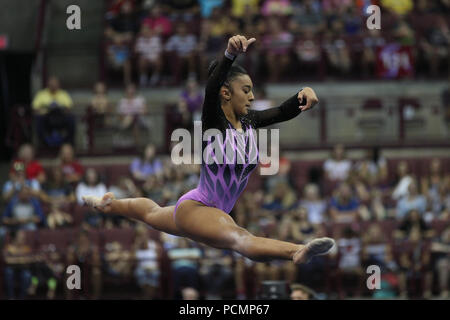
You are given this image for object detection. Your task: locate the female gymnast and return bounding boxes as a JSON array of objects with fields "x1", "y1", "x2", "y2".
[{"x1": 83, "y1": 35, "x2": 335, "y2": 265}]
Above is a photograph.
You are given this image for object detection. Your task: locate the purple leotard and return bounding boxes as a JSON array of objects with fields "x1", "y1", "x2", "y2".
[{"x1": 174, "y1": 53, "x2": 304, "y2": 218}]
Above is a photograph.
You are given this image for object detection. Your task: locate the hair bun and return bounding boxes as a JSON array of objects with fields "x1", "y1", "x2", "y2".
[{"x1": 207, "y1": 59, "x2": 219, "y2": 77}]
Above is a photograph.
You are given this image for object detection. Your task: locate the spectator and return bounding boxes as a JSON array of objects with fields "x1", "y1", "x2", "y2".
[
  {"x1": 130, "y1": 144, "x2": 163, "y2": 182},
  {"x1": 361, "y1": 29, "x2": 386, "y2": 77},
  {"x1": 104, "y1": 241, "x2": 133, "y2": 281},
  {"x1": 3, "y1": 160, "x2": 41, "y2": 203},
  {"x1": 141, "y1": 4, "x2": 173, "y2": 38},
  {"x1": 167, "y1": 237, "x2": 203, "y2": 298},
  {"x1": 181, "y1": 287, "x2": 200, "y2": 300},
  {"x1": 89, "y1": 82, "x2": 110, "y2": 115},
  {"x1": 105, "y1": 1, "x2": 138, "y2": 85},
  {"x1": 165, "y1": 0, "x2": 200, "y2": 21},
  {"x1": 322, "y1": 21, "x2": 352, "y2": 76},
  {"x1": 396, "y1": 180, "x2": 427, "y2": 220},
  {"x1": 299, "y1": 183, "x2": 327, "y2": 225},
  {"x1": 290, "y1": 283, "x2": 315, "y2": 300},
  {"x1": 109, "y1": 176, "x2": 142, "y2": 199},
  {"x1": 279, "y1": 207, "x2": 322, "y2": 244},
  {"x1": 59, "y1": 144, "x2": 84, "y2": 184},
  {"x1": 294, "y1": 27, "x2": 322, "y2": 77},
  {"x1": 42, "y1": 166, "x2": 76, "y2": 205},
  {"x1": 230, "y1": 0, "x2": 259, "y2": 19},
  {"x1": 178, "y1": 77, "x2": 204, "y2": 123},
  {"x1": 75, "y1": 168, "x2": 107, "y2": 205},
  {"x1": 290, "y1": 0, "x2": 324, "y2": 34},
  {"x1": 261, "y1": 0, "x2": 293, "y2": 17},
  {"x1": 165, "y1": 23, "x2": 198, "y2": 83},
  {"x1": 135, "y1": 25, "x2": 163, "y2": 87},
  {"x1": 32, "y1": 76, "x2": 75, "y2": 147},
  {"x1": 430, "y1": 226, "x2": 449, "y2": 299},
  {"x1": 3, "y1": 230, "x2": 34, "y2": 299},
  {"x1": 46, "y1": 203, "x2": 73, "y2": 230},
  {"x1": 361, "y1": 224, "x2": 396, "y2": 272},
  {"x1": 66, "y1": 230, "x2": 102, "y2": 299},
  {"x1": 329, "y1": 183, "x2": 362, "y2": 223},
  {"x1": 381, "y1": 0, "x2": 414, "y2": 16},
  {"x1": 262, "y1": 181, "x2": 297, "y2": 212},
  {"x1": 391, "y1": 161, "x2": 413, "y2": 200},
  {"x1": 323, "y1": 144, "x2": 352, "y2": 182},
  {"x1": 13, "y1": 144, "x2": 46, "y2": 184},
  {"x1": 133, "y1": 224, "x2": 163, "y2": 299},
  {"x1": 394, "y1": 209, "x2": 435, "y2": 241},
  {"x1": 335, "y1": 227, "x2": 364, "y2": 299},
  {"x1": 2, "y1": 187, "x2": 46, "y2": 232},
  {"x1": 392, "y1": 18, "x2": 416, "y2": 47},
  {"x1": 263, "y1": 18, "x2": 294, "y2": 82},
  {"x1": 117, "y1": 83, "x2": 149, "y2": 147},
  {"x1": 199, "y1": 244, "x2": 234, "y2": 299}
]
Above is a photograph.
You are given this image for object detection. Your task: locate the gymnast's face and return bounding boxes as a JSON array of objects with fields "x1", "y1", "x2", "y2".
[{"x1": 226, "y1": 74, "x2": 254, "y2": 117}]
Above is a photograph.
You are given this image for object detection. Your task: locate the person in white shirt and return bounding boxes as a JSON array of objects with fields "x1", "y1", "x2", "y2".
[
  {"x1": 323, "y1": 144, "x2": 352, "y2": 182},
  {"x1": 76, "y1": 168, "x2": 107, "y2": 205},
  {"x1": 165, "y1": 23, "x2": 198, "y2": 83},
  {"x1": 135, "y1": 25, "x2": 163, "y2": 87}
]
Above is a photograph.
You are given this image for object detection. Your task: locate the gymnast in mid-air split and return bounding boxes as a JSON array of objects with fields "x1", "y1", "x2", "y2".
[{"x1": 83, "y1": 35, "x2": 335, "y2": 265}]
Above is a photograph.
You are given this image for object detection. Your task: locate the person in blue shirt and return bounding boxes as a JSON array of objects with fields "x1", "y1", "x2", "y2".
[{"x1": 329, "y1": 183, "x2": 361, "y2": 223}]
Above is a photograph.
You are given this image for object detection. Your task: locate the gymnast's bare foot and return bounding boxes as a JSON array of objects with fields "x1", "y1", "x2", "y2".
[
  {"x1": 82, "y1": 192, "x2": 115, "y2": 213},
  {"x1": 293, "y1": 237, "x2": 335, "y2": 265}
]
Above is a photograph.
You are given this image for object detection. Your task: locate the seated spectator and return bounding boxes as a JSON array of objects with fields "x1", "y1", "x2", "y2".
[
  {"x1": 394, "y1": 209, "x2": 435, "y2": 241},
  {"x1": 28, "y1": 243, "x2": 65, "y2": 299},
  {"x1": 261, "y1": 0, "x2": 293, "y2": 16},
  {"x1": 89, "y1": 82, "x2": 111, "y2": 116},
  {"x1": 298, "y1": 183, "x2": 327, "y2": 225},
  {"x1": 59, "y1": 144, "x2": 84, "y2": 185},
  {"x1": 290, "y1": 0, "x2": 324, "y2": 34},
  {"x1": 329, "y1": 183, "x2": 362, "y2": 223},
  {"x1": 322, "y1": 21, "x2": 351, "y2": 76},
  {"x1": 3, "y1": 161, "x2": 42, "y2": 203},
  {"x1": 2, "y1": 187, "x2": 46, "y2": 232},
  {"x1": 323, "y1": 144, "x2": 352, "y2": 182},
  {"x1": 391, "y1": 161, "x2": 413, "y2": 200},
  {"x1": 32, "y1": 76, "x2": 75, "y2": 147},
  {"x1": 3, "y1": 229, "x2": 34, "y2": 299},
  {"x1": 109, "y1": 176, "x2": 142, "y2": 199},
  {"x1": 230, "y1": 0, "x2": 258, "y2": 19},
  {"x1": 335, "y1": 227, "x2": 364, "y2": 299},
  {"x1": 130, "y1": 144, "x2": 163, "y2": 182},
  {"x1": 381, "y1": 0, "x2": 414, "y2": 16},
  {"x1": 290, "y1": 283, "x2": 315, "y2": 300},
  {"x1": 361, "y1": 224, "x2": 396, "y2": 272},
  {"x1": 262, "y1": 181, "x2": 297, "y2": 212},
  {"x1": 141, "y1": 4, "x2": 173, "y2": 38},
  {"x1": 279, "y1": 207, "x2": 322, "y2": 244},
  {"x1": 105, "y1": 1, "x2": 138, "y2": 85},
  {"x1": 263, "y1": 156, "x2": 294, "y2": 193},
  {"x1": 165, "y1": 0, "x2": 200, "y2": 21},
  {"x1": 165, "y1": 23, "x2": 198, "y2": 83},
  {"x1": 46, "y1": 203, "x2": 73, "y2": 230},
  {"x1": 263, "y1": 18, "x2": 294, "y2": 82},
  {"x1": 396, "y1": 180, "x2": 427, "y2": 220},
  {"x1": 133, "y1": 224, "x2": 163, "y2": 299},
  {"x1": 181, "y1": 287, "x2": 200, "y2": 300},
  {"x1": 42, "y1": 166, "x2": 76, "y2": 206},
  {"x1": 178, "y1": 77, "x2": 204, "y2": 123},
  {"x1": 75, "y1": 168, "x2": 107, "y2": 205},
  {"x1": 104, "y1": 241, "x2": 133, "y2": 281},
  {"x1": 198, "y1": 243, "x2": 233, "y2": 299},
  {"x1": 66, "y1": 229, "x2": 102, "y2": 299},
  {"x1": 13, "y1": 143, "x2": 46, "y2": 184},
  {"x1": 430, "y1": 226, "x2": 449, "y2": 299},
  {"x1": 135, "y1": 25, "x2": 163, "y2": 87},
  {"x1": 354, "y1": 147, "x2": 388, "y2": 185},
  {"x1": 168, "y1": 237, "x2": 203, "y2": 298},
  {"x1": 362, "y1": 29, "x2": 386, "y2": 77},
  {"x1": 294, "y1": 27, "x2": 322, "y2": 76},
  {"x1": 392, "y1": 18, "x2": 416, "y2": 47}
]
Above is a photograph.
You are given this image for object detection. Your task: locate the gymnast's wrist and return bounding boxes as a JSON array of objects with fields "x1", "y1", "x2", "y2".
[{"x1": 224, "y1": 49, "x2": 236, "y2": 60}]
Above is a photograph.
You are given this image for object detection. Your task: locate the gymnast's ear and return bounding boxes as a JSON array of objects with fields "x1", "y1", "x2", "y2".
[{"x1": 220, "y1": 87, "x2": 231, "y2": 101}]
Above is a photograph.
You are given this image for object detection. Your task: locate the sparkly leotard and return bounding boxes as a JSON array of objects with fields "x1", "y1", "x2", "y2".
[{"x1": 174, "y1": 53, "x2": 303, "y2": 217}]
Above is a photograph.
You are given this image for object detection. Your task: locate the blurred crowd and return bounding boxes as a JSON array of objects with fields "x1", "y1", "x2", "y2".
[
  {"x1": 0, "y1": 142, "x2": 448, "y2": 300},
  {"x1": 103, "y1": 0, "x2": 450, "y2": 86}
]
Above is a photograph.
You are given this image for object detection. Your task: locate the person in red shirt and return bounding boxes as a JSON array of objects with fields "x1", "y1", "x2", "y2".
[
  {"x1": 12, "y1": 144, "x2": 46, "y2": 184},
  {"x1": 141, "y1": 5, "x2": 173, "y2": 38},
  {"x1": 58, "y1": 144, "x2": 84, "y2": 184}
]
